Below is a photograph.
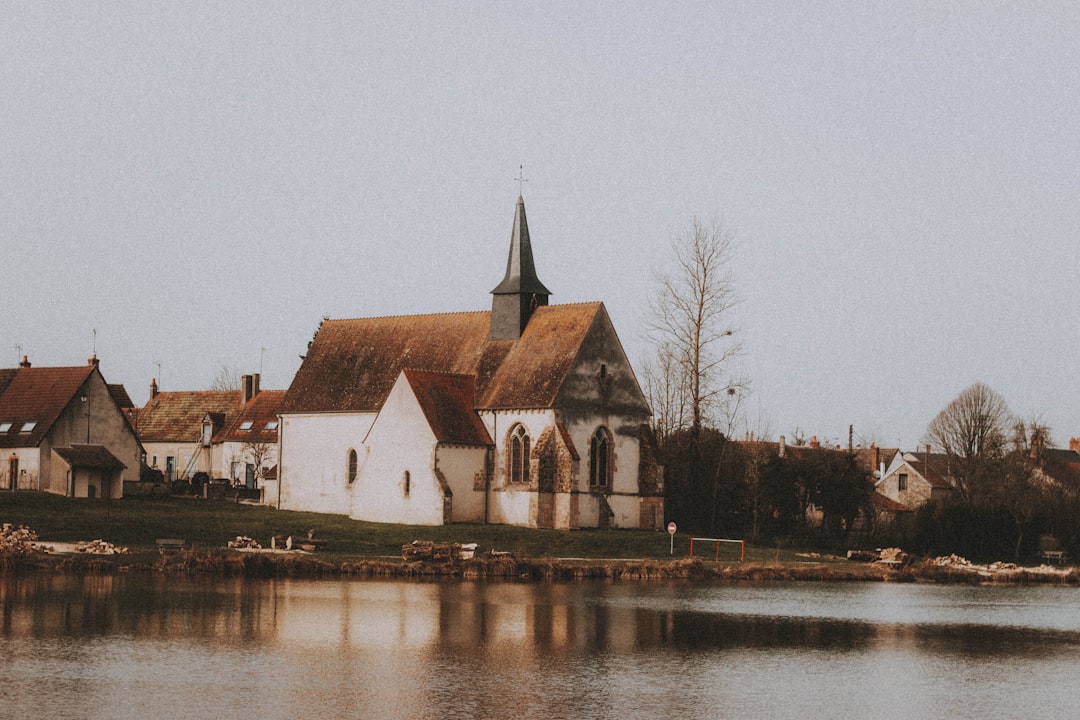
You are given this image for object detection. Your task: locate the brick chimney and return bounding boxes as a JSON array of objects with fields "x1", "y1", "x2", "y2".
[
  {"x1": 88, "y1": 354, "x2": 99, "y2": 367},
  {"x1": 778, "y1": 435, "x2": 786, "y2": 458},
  {"x1": 150, "y1": 378, "x2": 159, "y2": 399},
  {"x1": 242, "y1": 374, "x2": 260, "y2": 406},
  {"x1": 809, "y1": 435, "x2": 820, "y2": 449},
  {"x1": 18, "y1": 355, "x2": 30, "y2": 368},
  {"x1": 1070, "y1": 437, "x2": 1080, "y2": 454}
]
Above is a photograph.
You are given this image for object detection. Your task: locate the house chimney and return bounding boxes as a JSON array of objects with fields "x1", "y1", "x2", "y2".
[
  {"x1": 88, "y1": 354, "x2": 99, "y2": 367},
  {"x1": 779, "y1": 435, "x2": 786, "y2": 458},
  {"x1": 848, "y1": 424, "x2": 853, "y2": 452},
  {"x1": 150, "y1": 378, "x2": 159, "y2": 399},
  {"x1": 872, "y1": 444, "x2": 880, "y2": 473},
  {"x1": 18, "y1": 355, "x2": 30, "y2": 368},
  {"x1": 809, "y1": 435, "x2": 820, "y2": 449},
  {"x1": 1070, "y1": 437, "x2": 1080, "y2": 454},
  {"x1": 241, "y1": 374, "x2": 260, "y2": 405},
  {"x1": 925, "y1": 444, "x2": 931, "y2": 470}
]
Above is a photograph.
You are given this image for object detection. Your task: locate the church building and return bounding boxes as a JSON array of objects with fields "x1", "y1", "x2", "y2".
[{"x1": 274, "y1": 196, "x2": 664, "y2": 529}]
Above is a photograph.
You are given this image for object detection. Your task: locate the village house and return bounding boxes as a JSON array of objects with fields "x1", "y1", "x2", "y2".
[
  {"x1": 0, "y1": 355, "x2": 141, "y2": 498},
  {"x1": 275, "y1": 195, "x2": 664, "y2": 529},
  {"x1": 875, "y1": 449, "x2": 957, "y2": 510},
  {"x1": 135, "y1": 373, "x2": 281, "y2": 489}
]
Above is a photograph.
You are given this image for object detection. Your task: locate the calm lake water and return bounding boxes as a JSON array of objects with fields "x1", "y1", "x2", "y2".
[{"x1": 2, "y1": 574, "x2": 1079, "y2": 719}]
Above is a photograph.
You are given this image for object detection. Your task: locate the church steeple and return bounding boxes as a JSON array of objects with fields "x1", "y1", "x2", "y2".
[{"x1": 490, "y1": 195, "x2": 551, "y2": 340}]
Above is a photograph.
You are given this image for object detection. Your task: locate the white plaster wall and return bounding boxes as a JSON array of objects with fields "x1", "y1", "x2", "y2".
[
  {"x1": 278, "y1": 412, "x2": 374, "y2": 515},
  {"x1": 4, "y1": 447, "x2": 41, "y2": 491},
  {"x1": 219, "y1": 440, "x2": 278, "y2": 483},
  {"x1": 353, "y1": 378, "x2": 444, "y2": 525},
  {"x1": 436, "y1": 445, "x2": 487, "y2": 522},
  {"x1": 479, "y1": 409, "x2": 554, "y2": 527}
]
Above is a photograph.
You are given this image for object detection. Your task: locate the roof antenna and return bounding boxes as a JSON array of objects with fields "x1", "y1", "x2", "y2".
[{"x1": 515, "y1": 164, "x2": 528, "y2": 196}]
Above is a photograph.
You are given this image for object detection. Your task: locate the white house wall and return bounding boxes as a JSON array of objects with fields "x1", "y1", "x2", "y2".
[
  {"x1": 353, "y1": 376, "x2": 446, "y2": 525},
  {"x1": 278, "y1": 412, "x2": 375, "y2": 515},
  {"x1": 2, "y1": 446, "x2": 40, "y2": 491},
  {"x1": 435, "y1": 444, "x2": 487, "y2": 522},
  {"x1": 479, "y1": 409, "x2": 555, "y2": 527}
]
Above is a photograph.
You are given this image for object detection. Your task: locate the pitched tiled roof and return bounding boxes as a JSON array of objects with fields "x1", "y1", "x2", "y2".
[
  {"x1": 871, "y1": 492, "x2": 912, "y2": 513},
  {"x1": 136, "y1": 390, "x2": 242, "y2": 443},
  {"x1": 281, "y1": 302, "x2": 608, "y2": 415},
  {"x1": 403, "y1": 370, "x2": 491, "y2": 445},
  {"x1": 0, "y1": 365, "x2": 95, "y2": 448},
  {"x1": 53, "y1": 444, "x2": 126, "y2": 470},
  {"x1": 107, "y1": 384, "x2": 134, "y2": 410},
  {"x1": 904, "y1": 455, "x2": 955, "y2": 490},
  {"x1": 215, "y1": 390, "x2": 286, "y2": 444}
]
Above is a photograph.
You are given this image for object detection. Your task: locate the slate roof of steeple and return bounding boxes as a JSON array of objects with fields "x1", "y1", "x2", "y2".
[{"x1": 491, "y1": 195, "x2": 552, "y2": 296}]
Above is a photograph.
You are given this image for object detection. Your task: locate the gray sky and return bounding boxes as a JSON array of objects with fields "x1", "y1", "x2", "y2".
[{"x1": 4, "y1": 2, "x2": 1079, "y2": 450}]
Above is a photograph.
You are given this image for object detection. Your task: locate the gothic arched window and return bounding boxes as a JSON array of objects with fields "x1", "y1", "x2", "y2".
[
  {"x1": 589, "y1": 427, "x2": 612, "y2": 488},
  {"x1": 508, "y1": 424, "x2": 530, "y2": 484}
]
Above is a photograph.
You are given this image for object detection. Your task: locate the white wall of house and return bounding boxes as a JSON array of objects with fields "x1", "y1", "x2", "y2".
[
  {"x1": 877, "y1": 463, "x2": 934, "y2": 508},
  {"x1": 480, "y1": 409, "x2": 554, "y2": 527},
  {"x1": 563, "y1": 415, "x2": 644, "y2": 528},
  {"x1": 277, "y1": 412, "x2": 375, "y2": 514},
  {"x1": 3, "y1": 447, "x2": 41, "y2": 491},
  {"x1": 219, "y1": 441, "x2": 278, "y2": 485},
  {"x1": 352, "y1": 378, "x2": 447, "y2": 525},
  {"x1": 435, "y1": 444, "x2": 488, "y2": 522}
]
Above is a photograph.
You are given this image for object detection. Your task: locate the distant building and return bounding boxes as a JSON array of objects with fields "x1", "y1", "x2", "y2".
[
  {"x1": 275, "y1": 195, "x2": 664, "y2": 528},
  {"x1": 135, "y1": 373, "x2": 282, "y2": 488},
  {"x1": 0, "y1": 355, "x2": 141, "y2": 498}
]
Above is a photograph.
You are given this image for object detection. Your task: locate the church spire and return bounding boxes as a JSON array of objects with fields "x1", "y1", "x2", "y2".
[{"x1": 490, "y1": 195, "x2": 551, "y2": 340}]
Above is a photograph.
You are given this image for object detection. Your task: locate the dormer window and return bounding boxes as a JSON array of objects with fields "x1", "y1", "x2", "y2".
[
  {"x1": 239, "y1": 421, "x2": 254, "y2": 431},
  {"x1": 0, "y1": 423, "x2": 11, "y2": 432},
  {"x1": 19, "y1": 422, "x2": 36, "y2": 433}
]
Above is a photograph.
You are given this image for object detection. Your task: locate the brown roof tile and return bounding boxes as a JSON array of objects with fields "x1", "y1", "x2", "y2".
[
  {"x1": 281, "y1": 302, "x2": 607, "y2": 415},
  {"x1": 136, "y1": 390, "x2": 242, "y2": 443},
  {"x1": 216, "y1": 390, "x2": 286, "y2": 444},
  {"x1": 0, "y1": 365, "x2": 95, "y2": 447},
  {"x1": 53, "y1": 444, "x2": 127, "y2": 470},
  {"x1": 402, "y1": 370, "x2": 491, "y2": 445}
]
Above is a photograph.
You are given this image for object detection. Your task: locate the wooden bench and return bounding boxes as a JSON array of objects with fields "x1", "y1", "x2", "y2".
[{"x1": 156, "y1": 538, "x2": 185, "y2": 554}]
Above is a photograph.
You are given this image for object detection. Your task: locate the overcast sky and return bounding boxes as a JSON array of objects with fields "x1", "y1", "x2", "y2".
[{"x1": 4, "y1": 2, "x2": 1078, "y2": 450}]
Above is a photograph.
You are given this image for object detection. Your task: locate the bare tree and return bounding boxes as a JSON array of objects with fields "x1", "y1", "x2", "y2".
[
  {"x1": 209, "y1": 364, "x2": 241, "y2": 391},
  {"x1": 641, "y1": 342, "x2": 690, "y2": 447},
  {"x1": 923, "y1": 382, "x2": 1011, "y2": 501},
  {"x1": 241, "y1": 440, "x2": 275, "y2": 489},
  {"x1": 648, "y1": 217, "x2": 743, "y2": 433}
]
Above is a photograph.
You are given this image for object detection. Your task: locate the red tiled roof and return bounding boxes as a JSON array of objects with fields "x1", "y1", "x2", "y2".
[
  {"x1": 281, "y1": 302, "x2": 617, "y2": 415},
  {"x1": 136, "y1": 390, "x2": 242, "y2": 443},
  {"x1": 215, "y1": 390, "x2": 286, "y2": 444},
  {"x1": 871, "y1": 492, "x2": 911, "y2": 513},
  {"x1": 0, "y1": 365, "x2": 95, "y2": 448},
  {"x1": 402, "y1": 370, "x2": 491, "y2": 445},
  {"x1": 107, "y1": 384, "x2": 134, "y2": 410}
]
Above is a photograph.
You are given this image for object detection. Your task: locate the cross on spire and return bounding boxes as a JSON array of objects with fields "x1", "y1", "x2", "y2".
[{"x1": 515, "y1": 164, "x2": 528, "y2": 195}]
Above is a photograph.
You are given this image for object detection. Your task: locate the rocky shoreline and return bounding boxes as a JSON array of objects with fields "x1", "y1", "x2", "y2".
[
  {"x1": 3, "y1": 523, "x2": 1076, "y2": 584},
  {"x1": 1, "y1": 545, "x2": 1078, "y2": 585}
]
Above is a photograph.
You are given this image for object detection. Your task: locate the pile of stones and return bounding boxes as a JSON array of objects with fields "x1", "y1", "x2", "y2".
[
  {"x1": 227, "y1": 535, "x2": 262, "y2": 549},
  {"x1": 0, "y1": 523, "x2": 40, "y2": 554},
  {"x1": 76, "y1": 539, "x2": 129, "y2": 555}
]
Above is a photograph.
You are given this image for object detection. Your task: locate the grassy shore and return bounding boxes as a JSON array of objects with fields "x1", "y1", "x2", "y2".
[{"x1": 3, "y1": 492, "x2": 1077, "y2": 584}]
